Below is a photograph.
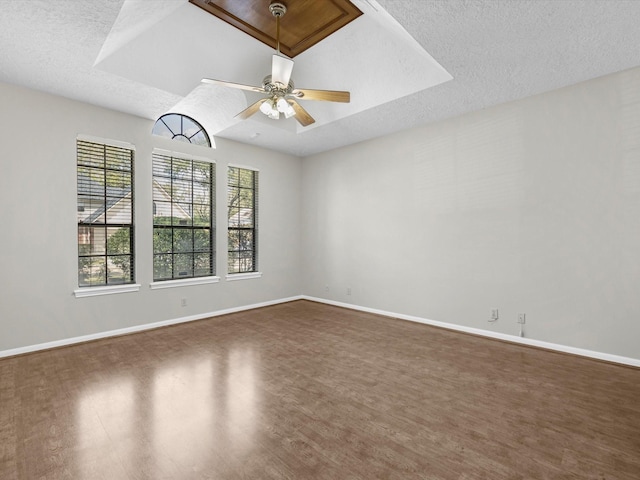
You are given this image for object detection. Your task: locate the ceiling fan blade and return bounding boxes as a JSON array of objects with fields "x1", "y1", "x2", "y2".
[
  {"x1": 291, "y1": 88, "x2": 350, "y2": 103},
  {"x1": 201, "y1": 78, "x2": 265, "y2": 94},
  {"x1": 235, "y1": 99, "x2": 268, "y2": 120},
  {"x1": 272, "y1": 54, "x2": 294, "y2": 86},
  {"x1": 289, "y1": 99, "x2": 315, "y2": 127}
]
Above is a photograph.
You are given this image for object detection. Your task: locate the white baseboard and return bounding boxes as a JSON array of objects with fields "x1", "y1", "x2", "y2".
[
  {"x1": 301, "y1": 296, "x2": 640, "y2": 368},
  {"x1": 3, "y1": 294, "x2": 638, "y2": 368},
  {"x1": 0, "y1": 295, "x2": 305, "y2": 359}
]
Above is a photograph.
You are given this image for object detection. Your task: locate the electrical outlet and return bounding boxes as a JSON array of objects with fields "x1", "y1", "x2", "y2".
[
  {"x1": 517, "y1": 313, "x2": 526, "y2": 324},
  {"x1": 325, "y1": 285, "x2": 330, "y2": 292},
  {"x1": 490, "y1": 308, "x2": 499, "y2": 322},
  {"x1": 181, "y1": 298, "x2": 187, "y2": 307},
  {"x1": 346, "y1": 287, "x2": 351, "y2": 296}
]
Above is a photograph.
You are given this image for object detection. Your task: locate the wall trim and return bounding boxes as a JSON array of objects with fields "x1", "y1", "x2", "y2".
[
  {"x1": 0, "y1": 295, "x2": 304, "y2": 359},
  {"x1": 3, "y1": 294, "x2": 638, "y2": 368},
  {"x1": 149, "y1": 276, "x2": 220, "y2": 290},
  {"x1": 301, "y1": 296, "x2": 640, "y2": 368},
  {"x1": 74, "y1": 283, "x2": 141, "y2": 298}
]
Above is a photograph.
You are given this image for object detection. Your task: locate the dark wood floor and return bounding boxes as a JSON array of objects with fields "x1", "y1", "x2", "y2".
[{"x1": 1, "y1": 300, "x2": 639, "y2": 479}]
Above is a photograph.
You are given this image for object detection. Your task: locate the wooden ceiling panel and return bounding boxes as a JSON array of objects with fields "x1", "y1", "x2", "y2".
[{"x1": 189, "y1": 0, "x2": 362, "y2": 57}]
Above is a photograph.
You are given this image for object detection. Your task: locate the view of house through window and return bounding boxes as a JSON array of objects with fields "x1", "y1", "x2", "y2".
[
  {"x1": 77, "y1": 139, "x2": 135, "y2": 287},
  {"x1": 152, "y1": 151, "x2": 215, "y2": 281},
  {"x1": 228, "y1": 166, "x2": 258, "y2": 274}
]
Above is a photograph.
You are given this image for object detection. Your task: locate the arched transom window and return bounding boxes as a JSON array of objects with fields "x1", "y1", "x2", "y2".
[{"x1": 152, "y1": 113, "x2": 211, "y2": 147}]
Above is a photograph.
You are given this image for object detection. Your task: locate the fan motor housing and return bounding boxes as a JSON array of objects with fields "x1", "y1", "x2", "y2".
[{"x1": 262, "y1": 75, "x2": 294, "y2": 94}]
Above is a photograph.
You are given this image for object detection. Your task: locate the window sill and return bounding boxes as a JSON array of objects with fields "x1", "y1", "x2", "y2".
[
  {"x1": 74, "y1": 284, "x2": 141, "y2": 298},
  {"x1": 149, "y1": 276, "x2": 220, "y2": 290},
  {"x1": 226, "y1": 272, "x2": 262, "y2": 282}
]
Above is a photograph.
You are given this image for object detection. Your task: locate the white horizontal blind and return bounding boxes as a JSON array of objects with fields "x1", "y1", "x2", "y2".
[
  {"x1": 77, "y1": 139, "x2": 135, "y2": 287},
  {"x1": 227, "y1": 166, "x2": 258, "y2": 274},
  {"x1": 152, "y1": 151, "x2": 215, "y2": 281}
]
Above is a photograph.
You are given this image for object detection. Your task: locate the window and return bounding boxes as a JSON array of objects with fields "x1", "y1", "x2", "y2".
[
  {"x1": 228, "y1": 166, "x2": 258, "y2": 274},
  {"x1": 152, "y1": 113, "x2": 211, "y2": 147},
  {"x1": 77, "y1": 139, "x2": 134, "y2": 287},
  {"x1": 152, "y1": 151, "x2": 215, "y2": 281}
]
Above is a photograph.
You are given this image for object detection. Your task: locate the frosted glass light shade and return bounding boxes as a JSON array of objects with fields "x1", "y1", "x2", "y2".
[
  {"x1": 259, "y1": 99, "x2": 273, "y2": 115},
  {"x1": 284, "y1": 102, "x2": 296, "y2": 118},
  {"x1": 276, "y1": 97, "x2": 289, "y2": 113}
]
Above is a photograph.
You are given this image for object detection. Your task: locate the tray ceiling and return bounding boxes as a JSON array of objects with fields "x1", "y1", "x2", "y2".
[{"x1": 189, "y1": 0, "x2": 362, "y2": 58}]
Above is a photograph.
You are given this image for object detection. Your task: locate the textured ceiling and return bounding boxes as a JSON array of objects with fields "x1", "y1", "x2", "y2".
[{"x1": 1, "y1": 0, "x2": 640, "y2": 157}]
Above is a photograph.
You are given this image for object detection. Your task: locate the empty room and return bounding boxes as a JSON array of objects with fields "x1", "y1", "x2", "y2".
[{"x1": 1, "y1": 0, "x2": 639, "y2": 478}]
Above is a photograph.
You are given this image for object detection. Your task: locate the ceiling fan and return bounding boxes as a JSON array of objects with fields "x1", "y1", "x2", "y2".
[{"x1": 200, "y1": 1, "x2": 350, "y2": 127}]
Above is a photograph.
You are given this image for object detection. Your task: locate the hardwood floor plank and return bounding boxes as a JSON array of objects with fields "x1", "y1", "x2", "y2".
[
  {"x1": 1, "y1": 300, "x2": 639, "y2": 479},
  {"x1": 0, "y1": 358, "x2": 18, "y2": 480}
]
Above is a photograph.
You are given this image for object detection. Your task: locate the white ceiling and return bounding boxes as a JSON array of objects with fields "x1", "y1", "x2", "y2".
[{"x1": 1, "y1": 0, "x2": 640, "y2": 157}]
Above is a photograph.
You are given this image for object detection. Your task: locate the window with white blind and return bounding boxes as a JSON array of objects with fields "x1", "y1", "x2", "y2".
[
  {"x1": 227, "y1": 166, "x2": 258, "y2": 275},
  {"x1": 152, "y1": 151, "x2": 215, "y2": 281},
  {"x1": 76, "y1": 139, "x2": 135, "y2": 287}
]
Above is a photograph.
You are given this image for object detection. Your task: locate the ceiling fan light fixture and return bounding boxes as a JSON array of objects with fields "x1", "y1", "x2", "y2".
[
  {"x1": 283, "y1": 100, "x2": 296, "y2": 118},
  {"x1": 276, "y1": 96, "x2": 289, "y2": 113},
  {"x1": 259, "y1": 97, "x2": 281, "y2": 119},
  {"x1": 267, "y1": 108, "x2": 280, "y2": 120},
  {"x1": 260, "y1": 99, "x2": 274, "y2": 115}
]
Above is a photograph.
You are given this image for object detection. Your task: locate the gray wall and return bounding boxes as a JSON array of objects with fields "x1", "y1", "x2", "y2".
[
  {"x1": 302, "y1": 67, "x2": 640, "y2": 360},
  {"x1": 0, "y1": 82, "x2": 303, "y2": 352},
  {"x1": 3, "y1": 65, "x2": 640, "y2": 361}
]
